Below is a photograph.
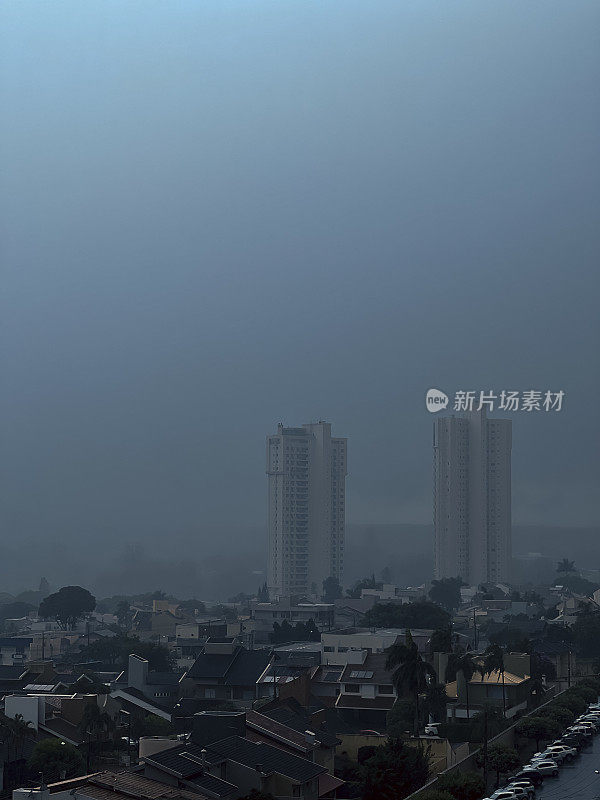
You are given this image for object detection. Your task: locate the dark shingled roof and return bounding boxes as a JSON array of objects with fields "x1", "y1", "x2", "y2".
[
  {"x1": 205, "y1": 736, "x2": 326, "y2": 781},
  {"x1": 223, "y1": 650, "x2": 271, "y2": 687},
  {"x1": 186, "y1": 647, "x2": 271, "y2": 687},
  {"x1": 0, "y1": 665, "x2": 28, "y2": 679}
]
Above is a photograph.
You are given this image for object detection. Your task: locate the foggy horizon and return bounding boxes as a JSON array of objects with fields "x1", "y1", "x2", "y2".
[{"x1": 2, "y1": 0, "x2": 599, "y2": 599}]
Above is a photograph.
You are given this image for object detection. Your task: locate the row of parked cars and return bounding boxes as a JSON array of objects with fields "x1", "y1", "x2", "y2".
[{"x1": 481, "y1": 700, "x2": 600, "y2": 800}]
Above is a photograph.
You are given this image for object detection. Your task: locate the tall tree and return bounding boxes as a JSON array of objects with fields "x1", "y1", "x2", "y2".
[
  {"x1": 38, "y1": 586, "x2": 96, "y2": 629},
  {"x1": 445, "y1": 652, "x2": 476, "y2": 720},
  {"x1": 429, "y1": 578, "x2": 463, "y2": 613},
  {"x1": 386, "y1": 630, "x2": 436, "y2": 736},
  {"x1": 482, "y1": 644, "x2": 506, "y2": 717},
  {"x1": 557, "y1": 558, "x2": 576, "y2": 574}
]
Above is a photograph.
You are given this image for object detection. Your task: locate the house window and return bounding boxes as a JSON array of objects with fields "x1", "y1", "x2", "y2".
[
  {"x1": 344, "y1": 684, "x2": 360, "y2": 693},
  {"x1": 205, "y1": 688, "x2": 216, "y2": 699},
  {"x1": 378, "y1": 685, "x2": 394, "y2": 694}
]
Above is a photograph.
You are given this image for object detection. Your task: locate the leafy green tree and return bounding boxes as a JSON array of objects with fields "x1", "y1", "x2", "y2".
[
  {"x1": 539, "y1": 705, "x2": 574, "y2": 727},
  {"x1": 28, "y1": 739, "x2": 84, "y2": 782},
  {"x1": 132, "y1": 714, "x2": 173, "y2": 738},
  {"x1": 429, "y1": 578, "x2": 463, "y2": 613},
  {"x1": 429, "y1": 627, "x2": 452, "y2": 656},
  {"x1": 386, "y1": 699, "x2": 415, "y2": 737},
  {"x1": 436, "y1": 771, "x2": 485, "y2": 800},
  {"x1": 322, "y1": 576, "x2": 343, "y2": 603},
  {"x1": 480, "y1": 744, "x2": 520, "y2": 787},
  {"x1": 386, "y1": 631, "x2": 436, "y2": 736},
  {"x1": 115, "y1": 601, "x2": 131, "y2": 627},
  {"x1": 346, "y1": 574, "x2": 382, "y2": 599},
  {"x1": 38, "y1": 586, "x2": 96, "y2": 629},
  {"x1": 77, "y1": 634, "x2": 174, "y2": 671},
  {"x1": 445, "y1": 651, "x2": 476, "y2": 720},
  {"x1": 360, "y1": 738, "x2": 430, "y2": 800},
  {"x1": 552, "y1": 691, "x2": 587, "y2": 716},
  {"x1": 516, "y1": 716, "x2": 561, "y2": 750}
]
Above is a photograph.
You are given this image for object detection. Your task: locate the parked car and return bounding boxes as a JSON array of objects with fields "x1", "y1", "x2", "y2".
[
  {"x1": 527, "y1": 759, "x2": 559, "y2": 777},
  {"x1": 533, "y1": 749, "x2": 567, "y2": 764},
  {"x1": 485, "y1": 789, "x2": 529, "y2": 800},
  {"x1": 424, "y1": 723, "x2": 441, "y2": 735},
  {"x1": 509, "y1": 769, "x2": 543, "y2": 787},
  {"x1": 505, "y1": 780, "x2": 535, "y2": 797},
  {"x1": 567, "y1": 725, "x2": 593, "y2": 737},
  {"x1": 579, "y1": 716, "x2": 600, "y2": 729},
  {"x1": 548, "y1": 742, "x2": 577, "y2": 759},
  {"x1": 542, "y1": 745, "x2": 575, "y2": 761},
  {"x1": 560, "y1": 733, "x2": 585, "y2": 748}
]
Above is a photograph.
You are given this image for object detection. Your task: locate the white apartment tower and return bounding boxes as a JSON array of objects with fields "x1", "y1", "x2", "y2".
[
  {"x1": 433, "y1": 409, "x2": 511, "y2": 585},
  {"x1": 267, "y1": 421, "x2": 347, "y2": 599}
]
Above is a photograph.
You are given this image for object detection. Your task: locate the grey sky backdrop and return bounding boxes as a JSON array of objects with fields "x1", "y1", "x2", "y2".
[{"x1": 1, "y1": 1, "x2": 599, "y2": 595}]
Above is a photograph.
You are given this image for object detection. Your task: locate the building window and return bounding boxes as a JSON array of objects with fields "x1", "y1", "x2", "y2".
[
  {"x1": 205, "y1": 688, "x2": 216, "y2": 699},
  {"x1": 344, "y1": 683, "x2": 360, "y2": 693},
  {"x1": 378, "y1": 685, "x2": 394, "y2": 694}
]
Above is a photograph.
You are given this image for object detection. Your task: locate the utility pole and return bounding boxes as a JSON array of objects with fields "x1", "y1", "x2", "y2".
[
  {"x1": 473, "y1": 608, "x2": 478, "y2": 649},
  {"x1": 482, "y1": 707, "x2": 489, "y2": 791}
]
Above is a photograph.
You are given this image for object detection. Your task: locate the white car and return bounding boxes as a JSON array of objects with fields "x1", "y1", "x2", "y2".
[
  {"x1": 568, "y1": 725, "x2": 593, "y2": 737},
  {"x1": 506, "y1": 781, "x2": 535, "y2": 798},
  {"x1": 528, "y1": 759, "x2": 559, "y2": 776},
  {"x1": 549, "y1": 742, "x2": 578, "y2": 759},
  {"x1": 575, "y1": 719, "x2": 599, "y2": 733},
  {"x1": 533, "y1": 749, "x2": 566, "y2": 764},
  {"x1": 482, "y1": 791, "x2": 527, "y2": 800}
]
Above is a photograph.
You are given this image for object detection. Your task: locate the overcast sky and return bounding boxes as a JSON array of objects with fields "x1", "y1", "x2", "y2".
[{"x1": 1, "y1": 0, "x2": 599, "y2": 565}]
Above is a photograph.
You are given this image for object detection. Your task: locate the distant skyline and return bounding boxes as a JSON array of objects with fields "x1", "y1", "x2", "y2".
[{"x1": 1, "y1": 0, "x2": 599, "y2": 572}]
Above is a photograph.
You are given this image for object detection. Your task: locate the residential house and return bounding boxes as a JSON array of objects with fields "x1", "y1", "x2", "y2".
[{"x1": 179, "y1": 639, "x2": 272, "y2": 709}]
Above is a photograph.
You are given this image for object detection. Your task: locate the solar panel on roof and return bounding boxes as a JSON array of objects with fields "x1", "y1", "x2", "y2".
[{"x1": 348, "y1": 671, "x2": 374, "y2": 679}]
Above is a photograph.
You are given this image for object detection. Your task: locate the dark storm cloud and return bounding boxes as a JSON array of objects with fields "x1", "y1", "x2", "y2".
[{"x1": 1, "y1": 0, "x2": 598, "y2": 593}]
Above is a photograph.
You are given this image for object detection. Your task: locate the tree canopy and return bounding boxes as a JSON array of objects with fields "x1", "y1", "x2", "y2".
[
  {"x1": 28, "y1": 739, "x2": 84, "y2": 782},
  {"x1": 77, "y1": 634, "x2": 174, "y2": 671},
  {"x1": 516, "y1": 716, "x2": 561, "y2": 750},
  {"x1": 480, "y1": 744, "x2": 520, "y2": 786},
  {"x1": 360, "y1": 738, "x2": 430, "y2": 800},
  {"x1": 429, "y1": 578, "x2": 463, "y2": 613},
  {"x1": 38, "y1": 586, "x2": 96, "y2": 628}
]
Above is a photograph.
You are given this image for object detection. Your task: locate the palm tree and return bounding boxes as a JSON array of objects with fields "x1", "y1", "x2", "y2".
[
  {"x1": 483, "y1": 644, "x2": 506, "y2": 717},
  {"x1": 79, "y1": 704, "x2": 115, "y2": 770},
  {"x1": 557, "y1": 558, "x2": 576, "y2": 575},
  {"x1": 7, "y1": 714, "x2": 34, "y2": 783},
  {"x1": 386, "y1": 630, "x2": 436, "y2": 736},
  {"x1": 445, "y1": 651, "x2": 476, "y2": 721}
]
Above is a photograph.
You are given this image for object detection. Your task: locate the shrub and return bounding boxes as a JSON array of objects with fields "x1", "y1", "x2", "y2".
[{"x1": 436, "y1": 770, "x2": 485, "y2": 800}]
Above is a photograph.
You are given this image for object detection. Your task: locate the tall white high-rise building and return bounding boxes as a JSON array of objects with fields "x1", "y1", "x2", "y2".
[
  {"x1": 433, "y1": 409, "x2": 511, "y2": 585},
  {"x1": 266, "y1": 421, "x2": 347, "y2": 599}
]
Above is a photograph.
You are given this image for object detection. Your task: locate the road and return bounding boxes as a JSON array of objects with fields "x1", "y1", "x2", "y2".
[{"x1": 535, "y1": 735, "x2": 600, "y2": 800}]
